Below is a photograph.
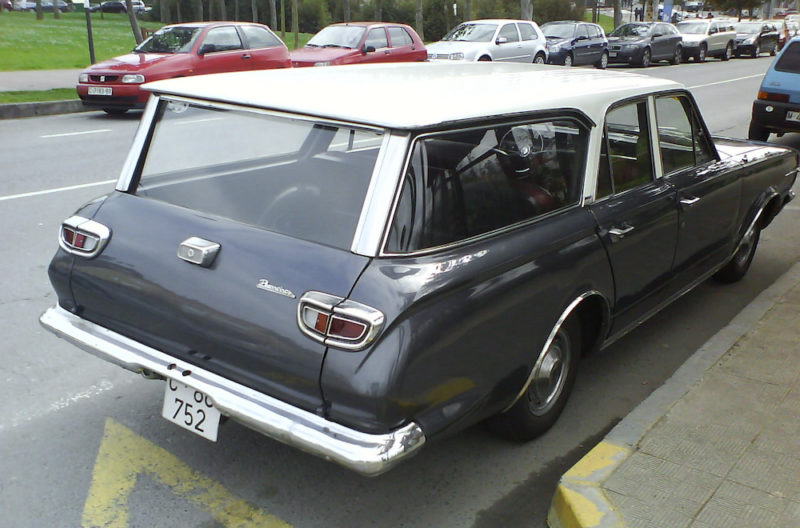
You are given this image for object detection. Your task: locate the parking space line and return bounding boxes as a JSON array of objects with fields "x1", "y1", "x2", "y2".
[
  {"x1": 0, "y1": 180, "x2": 116, "y2": 202},
  {"x1": 41, "y1": 129, "x2": 111, "y2": 139},
  {"x1": 84, "y1": 418, "x2": 293, "y2": 528},
  {"x1": 688, "y1": 74, "x2": 764, "y2": 90}
]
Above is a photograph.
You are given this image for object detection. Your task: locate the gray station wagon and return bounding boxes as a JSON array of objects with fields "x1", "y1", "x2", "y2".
[{"x1": 41, "y1": 63, "x2": 797, "y2": 475}]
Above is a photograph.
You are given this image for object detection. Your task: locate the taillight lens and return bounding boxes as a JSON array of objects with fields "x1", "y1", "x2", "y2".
[
  {"x1": 758, "y1": 91, "x2": 790, "y2": 103},
  {"x1": 59, "y1": 216, "x2": 111, "y2": 258},
  {"x1": 298, "y1": 292, "x2": 384, "y2": 350}
]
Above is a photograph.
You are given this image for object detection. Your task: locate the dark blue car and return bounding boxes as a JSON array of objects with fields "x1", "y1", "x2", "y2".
[{"x1": 542, "y1": 21, "x2": 609, "y2": 68}]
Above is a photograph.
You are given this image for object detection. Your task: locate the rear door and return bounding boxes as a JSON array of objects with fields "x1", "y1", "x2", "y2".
[
  {"x1": 239, "y1": 25, "x2": 290, "y2": 69},
  {"x1": 494, "y1": 23, "x2": 527, "y2": 62},
  {"x1": 359, "y1": 27, "x2": 393, "y2": 63},
  {"x1": 589, "y1": 98, "x2": 679, "y2": 334},
  {"x1": 194, "y1": 25, "x2": 253, "y2": 74},
  {"x1": 387, "y1": 26, "x2": 425, "y2": 62}
]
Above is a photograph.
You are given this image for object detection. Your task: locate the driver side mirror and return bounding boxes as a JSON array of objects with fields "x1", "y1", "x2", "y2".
[
  {"x1": 496, "y1": 36, "x2": 509, "y2": 44},
  {"x1": 362, "y1": 45, "x2": 376, "y2": 54},
  {"x1": 198, "y1": 43, "x2": 215, "y2": 55}
]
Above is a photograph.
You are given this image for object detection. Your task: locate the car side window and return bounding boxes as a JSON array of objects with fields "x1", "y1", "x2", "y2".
[
  {"x1": 388, "y1": 27, "x2": 413, "y2": 46},
  {"x1": 499, "y1": 23, "x2": 520, "y2": 42},
  {"x1": 518, "y1": 23, "x2": 537, "y2": 41},
  {"x1": 365, "y1": 28, "x2": 389, "y2": 49},
  {"x1": 386, "y1": 119, "x2": 588, "y2": 253},
  {"x1": 201, "y1": 26, "x2": 244, "y2": 53},
  {"x1": 655, "y1": 95, "x2": 715, "y2": 174},
  {"x1": 597, "y1": 101, "x2": 654, "y2": 199},
  {"x1": 241, "y1": 26, "x2": 282, "y2": 49},
  {"x1": 589, "y1": 25, "x2": 603, "y2": 38},
  {"x1": 576, "y1": 25, "x2": 590, "y2": 39}
]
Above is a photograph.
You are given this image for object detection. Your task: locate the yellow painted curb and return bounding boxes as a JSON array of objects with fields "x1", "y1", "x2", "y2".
[{"x1": 546, "y1": 441, "x2": 630, "y2": 528}]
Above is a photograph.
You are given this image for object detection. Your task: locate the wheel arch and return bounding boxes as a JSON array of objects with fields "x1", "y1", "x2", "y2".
[{"x1": 502, "y1": 290, "x2": 611, "y2": 412}]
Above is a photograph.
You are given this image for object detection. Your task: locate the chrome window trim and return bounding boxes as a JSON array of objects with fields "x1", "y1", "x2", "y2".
[
  {"x1": 378, "y1": 117, "x2": 591, "y2": 258},
  {"x1": 647, "y1": 96, "x2": 665, "y2": 180},
  {"x1": 351, "y1": 132, "x2": 411, "y2": 257},
  {"x1": 117, "y1": 95, "x2": 160, "y2": 192}
]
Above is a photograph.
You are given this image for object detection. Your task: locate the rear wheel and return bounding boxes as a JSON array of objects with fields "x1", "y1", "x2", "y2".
[
  {"x1": 748, "y1": 121, "x2": 770, "y2": 141},
  {"x1": 478, "y1": 55, "x2": 491, "y2": 62},
  {"x1": 714, "y1": 224, "x2": 760, "y2": 283},
  {"x1": 102, "y1": 108, "x2": 128, "y2": 115},
  {"x1": 486, "y1": 316, "x2": 581, "y2": 441},
  {"x1": 533, "y1": 52, "x2": 546, "y2": 65},
  {"x1": 595, "y1": 51, "x2": 609, "y2": 69},
  {"x1": 721, "y1": 42, "x2": 733, "y2": 61},
  {"x1": 752, "y1": 42, "x2": 761, "y2": 58},
  {"x1": 770, "y1": 42, "x2": 778, "y2": 56},
  {"x1": 670, "y1": 45, "x2": 682, "y2": 65}
]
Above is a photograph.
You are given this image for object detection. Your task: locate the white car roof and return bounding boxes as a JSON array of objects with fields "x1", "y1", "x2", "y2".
[{"x1": 144, "y1": 62, "x2": 684, "y2": 129}]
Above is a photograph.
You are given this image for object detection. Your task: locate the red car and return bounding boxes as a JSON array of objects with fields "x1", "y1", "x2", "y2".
[
  {"x1": 77, "y1": 22, "x2": 290, "y2": 114},
  {"x1": 290, "y1": 22, "x2": 426, "y2": 67}
]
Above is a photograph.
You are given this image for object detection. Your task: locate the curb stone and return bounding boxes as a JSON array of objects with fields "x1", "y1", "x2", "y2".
[
  {"x1": 0, "y1": 100, "x2": 92, "y2": 120},
  {"x1": 546, "y1": 261, "x2": 800, "y2": 528}
]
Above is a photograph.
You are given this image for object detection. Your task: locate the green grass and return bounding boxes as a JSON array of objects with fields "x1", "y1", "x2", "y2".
[
  {"x1": 0, "y1": 87, "x2": 76, "y2": 102},
  {"x1": 584, "y1": 11, "x2": 616, "y2": 34},
  {"x1": 0, "y1": 11, "x2": 161, "y2": 70}
]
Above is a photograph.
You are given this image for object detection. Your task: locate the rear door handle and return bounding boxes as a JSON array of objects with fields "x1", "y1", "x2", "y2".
[
  {"x1": 608, "y1": 224, "x2": 635, "y2": 240},
  {"x1": 242, "y1": 53, "x2": 252, "y2": 59},
  {"x1": 680, "y1": 195, "x2": 700, "y2": 206}
]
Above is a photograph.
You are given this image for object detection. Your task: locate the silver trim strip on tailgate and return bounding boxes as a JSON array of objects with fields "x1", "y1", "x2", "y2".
[{"x1": 39, "y1": 305, "x2": 426, "y2": 476}]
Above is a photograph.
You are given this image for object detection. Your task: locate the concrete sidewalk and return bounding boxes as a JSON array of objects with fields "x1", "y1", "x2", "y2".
[{"x1": 548, "y1": 263, "x2": 800, "y2": 528}]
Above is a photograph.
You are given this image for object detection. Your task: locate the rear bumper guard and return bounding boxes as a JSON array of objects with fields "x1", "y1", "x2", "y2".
[{"x1": 39, "y1": 305, "x2": 426, "y2": 476}]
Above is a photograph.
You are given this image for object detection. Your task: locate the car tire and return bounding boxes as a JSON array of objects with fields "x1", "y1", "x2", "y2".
[
  {"x1": 770, "y1": 42, "x2": 778, "y2": 56},
  {"x1": 670, "y1": 45, "x2": 682, "y2": 65},
  {"x1": 748, "y1": 121, "x2": 770, "y2": 141},
  {"x1": 564, "y1": 53, "x2": 574, "y2": 67},
  {"x1": 752, "y1": 42, "x2": 761, "y2": 58},
  {"x1": 714, "y1": 224, "x2": 760, "y2": 283},
  {"x1": 486, "y1": 316, "x2": 581, "y2": 441},
  {"x1": 533, "y1": 52, "x2": 546, "y2": 65},
  {"x1": 102, "y1": 108, "x2": 128, "y2": 115},
  {"x1": 595, "y1": 51, "x2": 609, "y2": 69},
  {"x1": 639, "y1": 48, "x2": 651, "y2": 67},
  {"x1": 697, "y1": 44, "x2": 707, "y2": 62},
  {"x1": 722, "y1": 42, "x2": 733, "y2": 61},
  {"x1": 478, "y1": 55, "x2": 491, "y2": 61}
]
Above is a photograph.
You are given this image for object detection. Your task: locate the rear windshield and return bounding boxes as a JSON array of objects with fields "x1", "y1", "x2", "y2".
[
  {"x1": 775, "y1": 41, "x2": 800, "y2": 73},
  {"x1": 136, "y1": 100, "x2": 384, "y2": 249}
]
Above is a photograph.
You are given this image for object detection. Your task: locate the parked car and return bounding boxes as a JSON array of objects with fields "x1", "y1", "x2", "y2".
[
  {"x1": 426, "y1": 19, "x2": 547, "y2": 63},
  {"x1": 676, "y1": 19, "x2": 736, "y2": 61},
  {"x1": 734, "y1": 21, "x2": 780, "y2": 57},
  {"x1": 289, "y1": 22, "x2": 426, "y2": 67},
  {"x1": 541, "y1": 20, "x2": 609, "y2": 68},
  {"x1": 768, "y1": 18, "x2": 795, "y2": 49},
  {"x1": 131, "y1": 0, "x2": 150, "y2": 13},
  {"x1": 89, "y1": 0, "x2": 126, "y2": 11},
  {"x1": 41, "y1": 62, "x2": 798, "y2": 475},
  {"x1": 607, "y1": 22, "x2": 683, "y2": 66},
  {"x1": 76, "y1": 22, "x2": 290, "y2": 114},
  {"x1": 15, "y1": 0, "x2": 71, "y2": 10},
  {"x1": 748, "y1": 36, "x2": 800, "y2": 140}
]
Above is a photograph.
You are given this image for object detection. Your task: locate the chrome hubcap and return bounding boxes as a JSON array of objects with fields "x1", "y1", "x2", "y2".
[
  {"x1": 529, "y1": 332, "x2": 570, "y2": 415},
  {"x1": 735, "y1": 225, "x2": 756, "y2": 265}
]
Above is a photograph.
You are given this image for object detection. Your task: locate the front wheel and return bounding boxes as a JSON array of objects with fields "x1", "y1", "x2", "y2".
[
  {"x1": 752, "y1": 43, "x2": 761, "y2": 58},
  {"x1": 533, "y1": 53, "x2": 546, "y2": 65},
  {"x1": 102, "y1": 108, "x2": 128, "y2": 115},
  {"x1": 595, "y1": 51, "x2": 609, "y2": 69},
  {"x1": 697, "y1": 44, "x2": 706, "y2": 62},
  {"x1": 770, "y1": 42, "x2": 778, "y2": 56},
  {"x1": 639, "y1": 48, "x2": 651, "y2": 67},
  {"x1": 563, "y1": 53, "x2": 574, "y2": 67},
  {"x1": 486, "y1": 317, "x2": 581, "y2": 441},
  {"x1": 714, "y1": 225, "x2": 760, "y2": 283},
  {"x1": 748, "y1": 121, "x2": 770, "y2": 141},
  {"x1": 670, "y1": 46, "x2": 682, "y2": 65}
]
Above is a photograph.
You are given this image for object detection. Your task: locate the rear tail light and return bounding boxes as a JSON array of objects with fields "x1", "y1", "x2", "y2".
[
  {"x1": 758, "y1": 91, "x2": 790, "y2": 103},
  {"x1": 298, "y1": 291, "x2": 384, "y2": 350},
  {"x1": 59, "y1": 215, "x2": 111, "y2": 258}
]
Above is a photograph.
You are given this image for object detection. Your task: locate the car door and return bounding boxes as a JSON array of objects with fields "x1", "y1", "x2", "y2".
[
  {"x1": 387, "y1": 26, "x2": 424, "y2": 62},
  {"x1": 654, "y1": 93, "x2": 740, "y2": 282},
  {"x1": 194, "y1": 25, "x2": 252, "y2": 74},
  {"x1": 359, "y1": 27, "x2": 393, "y2": 63},
  {"x1": 573, "y1": 24, "x2": 592, "y2": 64},
  {"x1": 517, "y1": 22, "x2": 541, "y2": 61},
  {"x1": 589, "y1": 99, "x2": 679, "y2": 335},
  {"x1": 588, "y1": 24, "x2": 607, "y2": 63},
  {"x1": 238, "y1": 25, "x2": 289, "y2": 69},
  {"x1": 494, "y1": 23, "x2": 527, "y2": 62}
]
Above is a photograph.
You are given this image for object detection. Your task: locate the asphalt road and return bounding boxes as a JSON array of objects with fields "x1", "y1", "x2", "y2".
[{"x1": 2, "y1": 58, "x2": 800, "y2": 528}]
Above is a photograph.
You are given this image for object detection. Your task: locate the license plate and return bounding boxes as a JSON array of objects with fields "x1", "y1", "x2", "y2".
[
  {"x1": 787, "y1": 110, "x2": 800, "y2": 123},
  {"x1": 609, "y1": 52, "x2": 617, "y2": 57},
  {"x1": 88, "y1": 86, "x2": 113, "y2": 96},
  {"x1": 162, "y1": 379, "x2": 221, "y2": 441}
]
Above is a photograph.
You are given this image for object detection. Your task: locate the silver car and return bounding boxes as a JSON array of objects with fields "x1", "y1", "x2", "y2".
[
  {"x1": 676, "y1": 20, "x2": 736, "y2": 61},
  {"x1": 427, "y1": 19, "x2": 548, "y2": 64}
]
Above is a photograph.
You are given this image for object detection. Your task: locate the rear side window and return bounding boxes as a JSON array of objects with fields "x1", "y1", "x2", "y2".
[
  {"x1": 137, "y1": 101, "x2": 383, "y2": 250},
  {"x1": 241, "y1": 25, "x2": 282, "y2": 49},
  {"x1": 201, "y1": 26, "x2": 243, "y2": 52},
  {"x1": 775, "y1": 41, "x2": 800, "y2": 73},
  {"x1": 655, "y1": 95, "x2": 715, "y2": 174},
  {"x1": 385, "y1": 119, "x2": 588, "y2": 253},
  {"x1": 499, "y1": 23, "x2": 520, "y2": 42},
  {"x1": 519, "y1": 23, "x2": 537, "y2": 41},
  {"x1": 388, "y1": 26, "x2": 413, "y2": 46},
  {"x1": 365, "y1": 28, "x2": 389, "y2": 49}
]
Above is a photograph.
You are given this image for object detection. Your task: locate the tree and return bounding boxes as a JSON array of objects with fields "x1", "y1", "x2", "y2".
[
  {"x1": 219, "y1": 0, "x2": 226, "y2": 19},
  {"x1": 251, "y1": 0, "x2": 257, "y2": 23},
  {"x1": 415, "y1": 0, "x2": 424, "y2": 39},
  {"x1": 125, "y1": 0, "x2": 144, "y2": 43},
  {"x1": 343, "y1": 0, "x2": 350, "y2": 22},
  {"x1": 196, "y1": 0, "x2": 203, "y2": 21},
  {"x1": 714, "y1": 0, "x2": 761, "y2": 20},
  {"x1": 35, "y1": 0, "x2": 43, "y2": 20},
  {"x1": 291, "y1": 0, "x2": 298, "y2": 48},
  {"x1": 521, "y1": 0, "x2": 532, "y2": 20},
  {"x1": 614, "y1": 0, "x2": 622, "y2": 27},
  {"x1": 374, "y1": 0, "x2": 381, "y2": 21}
]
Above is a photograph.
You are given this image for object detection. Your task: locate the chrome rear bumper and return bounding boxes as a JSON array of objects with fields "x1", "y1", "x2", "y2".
[{"x1": 39, "y1": 305, "x2": 426, "y2": 476}]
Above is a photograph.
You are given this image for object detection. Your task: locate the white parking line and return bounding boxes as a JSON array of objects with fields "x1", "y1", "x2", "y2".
[
  {"x1": 688, "y1": 74, "x2": 764, "y2": 90},
  {"x1": 41, "y1": 129, "x2": 111, "y2": 139},
  {"x1": 0, "y1": 179, "x2": 116, "y2": 202}
]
